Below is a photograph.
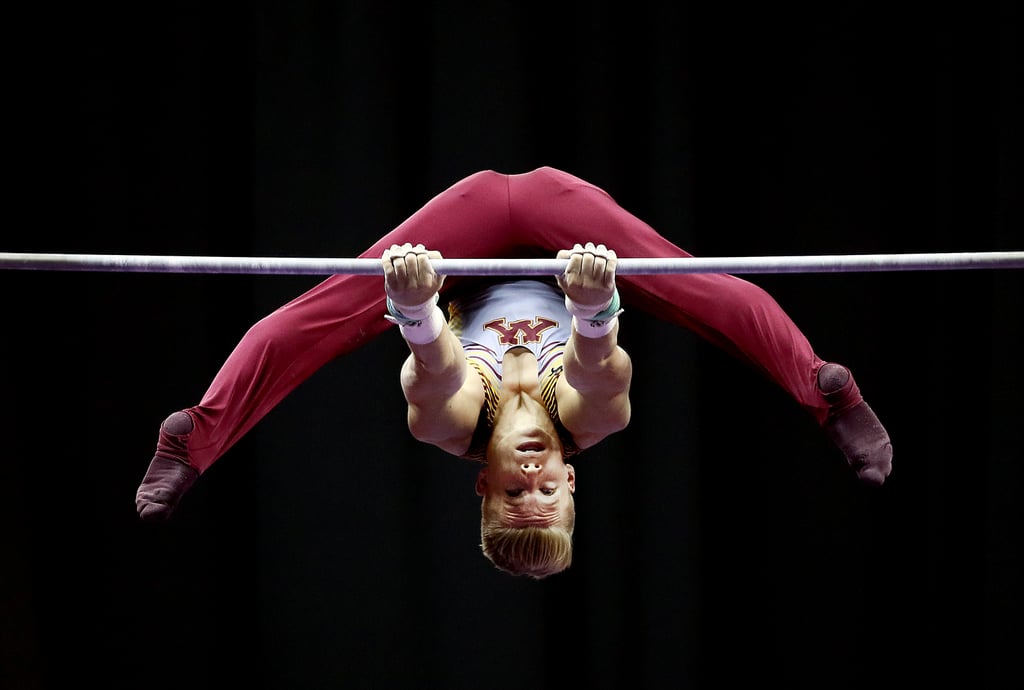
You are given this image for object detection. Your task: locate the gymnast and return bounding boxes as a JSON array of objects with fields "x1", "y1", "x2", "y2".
[{"x1": 135, "y1": 166, "x2": 893, "y2": 578}]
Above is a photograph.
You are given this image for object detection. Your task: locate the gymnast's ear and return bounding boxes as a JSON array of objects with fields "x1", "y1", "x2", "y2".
[
  {"x1": 566, "y1": 463, "x2": 576, "y2": 494},
  {"x1": 475, "y1": 468, "x2": 488, "y2": 496}
]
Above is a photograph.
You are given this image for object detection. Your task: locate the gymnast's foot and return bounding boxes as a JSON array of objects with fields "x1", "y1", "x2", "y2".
[
  {"x1": 136, "y1": 411, "x2": 200, "y2": 521},
  {"x1": 817, "y1": 363, "x2": 893, "y2": 485}
]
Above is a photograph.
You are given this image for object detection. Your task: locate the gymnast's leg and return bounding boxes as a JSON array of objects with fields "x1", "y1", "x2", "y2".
[
  {"x1": 504, "y1": 167, "x2": 892, "y2": 484},
  {"x1": 136, "y1": 170, "x2": 524, "y2": 521}
]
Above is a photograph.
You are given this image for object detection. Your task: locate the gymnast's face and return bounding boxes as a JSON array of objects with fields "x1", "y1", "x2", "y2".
[
  {"x1": 478, "y1": 390, "x2": 574, "y2": 525},
  {"x1": 475, "y1": 450, "x2": 576, "y2": 528}
]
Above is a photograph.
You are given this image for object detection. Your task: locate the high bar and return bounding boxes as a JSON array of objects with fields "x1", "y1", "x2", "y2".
[{"x1": 0, "y1": 251, "x2": 1022, "y2": 276}]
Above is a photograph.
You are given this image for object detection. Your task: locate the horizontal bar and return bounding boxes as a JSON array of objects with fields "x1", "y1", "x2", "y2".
[{"x1": 1, "y1": 251, "x2": 1022, "y2": 276}]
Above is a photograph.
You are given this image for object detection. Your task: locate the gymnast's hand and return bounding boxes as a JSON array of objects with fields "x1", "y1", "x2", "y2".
[
  {"x1": 381, "y1": 243, "x2": 445, "y2": 308},
  {"x1": 557, "y1": 242, "x2": 618, "y2": 310}
]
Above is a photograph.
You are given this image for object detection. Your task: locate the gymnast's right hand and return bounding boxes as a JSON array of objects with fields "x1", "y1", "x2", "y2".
[{"x1": 381, "y1": 243, "x2": 445, "y2": 307}]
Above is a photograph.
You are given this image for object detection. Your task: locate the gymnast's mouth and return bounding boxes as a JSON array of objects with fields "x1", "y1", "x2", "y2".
[{"x1": 516, "y1": 441, "x2": 546, "y2": 453}]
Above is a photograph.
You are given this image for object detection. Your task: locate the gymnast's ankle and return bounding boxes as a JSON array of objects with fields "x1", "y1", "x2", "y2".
[
  {"x1": 817, "y1": 362, "x2": 850, "y2": 396},
  {"x1": 160, "y1": 410, "x2": 194, "y2": 436},
  {"x1": 816, "y1": 362, "x2": 864, "y2": 419}
]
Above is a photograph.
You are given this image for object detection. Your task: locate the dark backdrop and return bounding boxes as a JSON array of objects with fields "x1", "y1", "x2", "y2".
[{"x1": 3, "y1": 2, "x2": 1021, "y2": 689}]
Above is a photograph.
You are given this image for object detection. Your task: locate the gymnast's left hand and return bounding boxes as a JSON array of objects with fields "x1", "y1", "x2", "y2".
[
  {"x1": 557, "y1": 242, "x2": 618, "y2": 308},
  {"x1": 381, "y1": 243, "x2": 445, "y2": 307}
]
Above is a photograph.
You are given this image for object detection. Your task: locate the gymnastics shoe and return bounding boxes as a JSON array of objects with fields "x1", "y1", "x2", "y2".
[
  {"x1": 135, "y1": 411, "x2": 200, "y2": 522},
  {"x1": 818, "y1": 363, "x2": 893, "y2": 485}
]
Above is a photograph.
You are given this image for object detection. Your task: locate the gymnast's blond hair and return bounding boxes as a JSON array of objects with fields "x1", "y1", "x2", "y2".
[{"x1": 479, "y1": 497, "x2": 576, "y2": 579}]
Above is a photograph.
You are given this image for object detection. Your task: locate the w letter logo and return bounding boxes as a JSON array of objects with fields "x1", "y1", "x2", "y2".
[{"x1": 483, "y1": 317, "x2": 558, "y2": 345}]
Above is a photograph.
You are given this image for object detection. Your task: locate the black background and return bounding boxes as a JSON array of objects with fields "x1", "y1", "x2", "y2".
[{"x1": 3, "y1": 2, "x2": 1021, "y2": 689}]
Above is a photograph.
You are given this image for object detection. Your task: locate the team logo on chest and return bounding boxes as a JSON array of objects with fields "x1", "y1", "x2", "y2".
[{"x1": 483, "y1": 317, "x2": 558, "y2": 345}]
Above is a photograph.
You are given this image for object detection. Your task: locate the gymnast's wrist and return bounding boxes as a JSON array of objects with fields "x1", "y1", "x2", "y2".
[
  {"x1": 386, "y1": 293, "x2": 439, "y2": 322},
  {"x1": 385, "y1": 293, "x2": 446, "y2": 344},
  {"x1": 564, "y1": 290, "x2": 616, "y2": 320},
  {"x1": 566, "y1": 289, "x2": 624, "y2": 338}
]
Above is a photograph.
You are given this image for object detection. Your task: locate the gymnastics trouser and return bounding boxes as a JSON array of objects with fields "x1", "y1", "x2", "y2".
[{"x1": 175, "y1": 166, "x2": 859, "y2": 474}]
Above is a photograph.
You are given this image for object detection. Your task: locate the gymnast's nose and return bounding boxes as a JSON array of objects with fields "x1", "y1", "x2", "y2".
[{"x1": 520, "y1": 463, "x2": 542, "y2": 475}]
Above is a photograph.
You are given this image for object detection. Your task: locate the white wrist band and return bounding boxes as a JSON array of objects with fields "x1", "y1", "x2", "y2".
[
  {"x1": 385, "y1": 294, "x2": 446, "y2": 344},
  {"x1": 386, "y1": 294, "x2": 438, "y2": 322},
  {"x1": 564, "y1": 294, "x2": 613, "y2": 320},
  {"x1": 572, "y1": 315, "x2": 617, "y2": 338},
  {"x1": 565, "y1": 289, "x2": 623, "y2": 338},
  {"x1": 392, "y1": 306, "x2": 447, "y2": 344}
]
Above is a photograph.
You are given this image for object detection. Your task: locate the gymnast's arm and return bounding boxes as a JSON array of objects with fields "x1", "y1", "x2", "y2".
[
  {"x1": 398, "y1": 332, "x2": 483, "y2": 456},
  {"x1": 382, "y1": 243, "x2": 483, "y2": 456},
  {"x1": 557, "y1": 321, "x2": 633, "y2": 450},
  {"x1": 554, "y1": 243, "x2": 633, "y2": 449}
]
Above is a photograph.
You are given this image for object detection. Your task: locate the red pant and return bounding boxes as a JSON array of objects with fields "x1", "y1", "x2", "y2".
[{"x1": 183, "y1": 167, "x2": 847, "y2": 472}]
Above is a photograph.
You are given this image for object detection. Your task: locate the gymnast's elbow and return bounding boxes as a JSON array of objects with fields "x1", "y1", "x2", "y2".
[
  {"x1": 608, "y1": 395, "x2": 633, "y2": 434},
  {"x1": 404, "y1": 405, "x2": 472, "y2": 456},
  {"x1": 405, "y1": 407, "x2": 443, "y2": 445}
]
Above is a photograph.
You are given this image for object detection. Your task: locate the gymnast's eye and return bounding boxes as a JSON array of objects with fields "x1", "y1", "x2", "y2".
[
  {"x1": 540, "y1": 487, "x2": 555, "y2": 496},
  {"x1": 505, "y1": 489, "x2": 523, "y2": 497}
]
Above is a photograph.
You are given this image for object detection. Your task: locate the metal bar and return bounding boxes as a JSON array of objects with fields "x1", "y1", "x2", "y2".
[{"x1": 1, "y1": 251, "x2": 1023, "y2": 275}]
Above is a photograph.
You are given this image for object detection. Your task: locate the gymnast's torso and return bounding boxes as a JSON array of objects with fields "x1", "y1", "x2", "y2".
[{"x1": 447, "y1": 280, "x2": 580, "y2": 459}]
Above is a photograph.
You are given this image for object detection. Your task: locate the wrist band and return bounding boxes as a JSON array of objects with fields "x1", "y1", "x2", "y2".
[
  {"x1": 385, "y1": 293, "x2": 446, "y2": 344},
  {"x1": 565, "y1": 289, "x2": 624, "y2": 338},
  {"x1": 564, "y1": 288, "x2": 621, "y2": 320},
  {"x1": 386, "y1": 293, "x2": 439, "y2": 325}
]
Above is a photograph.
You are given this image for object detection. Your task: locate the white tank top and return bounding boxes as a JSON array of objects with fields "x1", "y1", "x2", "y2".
[
  {"x1": 447, "y1": 280, "x2": 571, "y2": 379},
  {"x1": 447, "y1": 280, "x2": 580, "y2": 460}
]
